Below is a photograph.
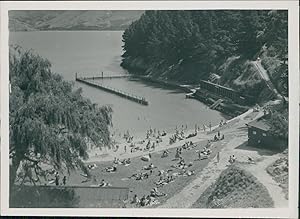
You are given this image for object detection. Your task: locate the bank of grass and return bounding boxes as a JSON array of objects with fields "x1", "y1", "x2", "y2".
[
  {"x1": 192, "y1": 164, "x2": 274, "y2": 208},
  {"x1": 266, "y1": 149, "x2": 288, "y2": 200}
]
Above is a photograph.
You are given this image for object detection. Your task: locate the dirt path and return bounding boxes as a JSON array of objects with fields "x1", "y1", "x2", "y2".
[
  {"x1": 252, "y1": 60, "x2": 281, "y2": 99},
  {"x1": 245, "y1": 155, "x2": 288, "y2": 208}
]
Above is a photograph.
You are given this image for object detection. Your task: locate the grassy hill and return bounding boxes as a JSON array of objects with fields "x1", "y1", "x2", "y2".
[
  {"x1": 9, "y1": 10, "x2": 144, "y2": 31},
  {"x1": 192, "y1": 165, "x2": 274, "y2": 208}
]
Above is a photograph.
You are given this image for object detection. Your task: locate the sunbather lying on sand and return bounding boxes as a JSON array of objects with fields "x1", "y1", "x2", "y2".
[
  {"x1": 136, "y1": 172, "x2": 149, "y2": 180},
  {"x1": 105, "y1": 165, "x2": 117, "y2": 173},
  {"x1": 201, "y1": 147, "x2": 211, "y2": 155},
  {"x1": 131, "y1": 172, "x2": 149, "y2": 180},
  {"x1": 150, "y1": 187, "x2": 167, "y2": 197},
  {"x1": 113, "y1": 157, "x2": 121, "y2": 164},
  {"x1": 183, "y1": 170, "x2": 195, "y2": 177},
  {"x1": 155, "y1": 175, "x2": 175, "y2": 187},
  {"x1": 131, "y1": 194, "x2": 140, "y2": 205},
  {"x1": 161, "y1": 150, "x2": 169, "y2": 158},
  {"x1": 98, "y1": 179, "x2": 112, "y2": 187},
  {"x1": 186, "y1": 132, "x2": 197, "y2": 139},
  {"x1": 87, "y1": 164, "x2": 97, "y2": 170},
  {"x1": 121, "y1": 158, "x2": 131, "y2": 166},
  {"x1": 144, "y1": 163, "x2": 155, "y2": 170}
]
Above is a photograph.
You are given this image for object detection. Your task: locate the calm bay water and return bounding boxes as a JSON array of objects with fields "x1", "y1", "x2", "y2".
[{"x1": 10, "y1": 31, "x2": 225, "y2": 139}]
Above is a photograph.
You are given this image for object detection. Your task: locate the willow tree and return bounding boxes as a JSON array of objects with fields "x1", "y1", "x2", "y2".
[{"x1": 9, "y1": 46, "x2": 112, "y2": 185}]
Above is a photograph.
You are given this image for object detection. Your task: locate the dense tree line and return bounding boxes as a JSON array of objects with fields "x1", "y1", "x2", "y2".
[
  {"x1": 121, "y1": 10, "x2": 288, "y2": 94},
  {"x1": 9, "y1": 46, "x2": 112, "y2": 185}
]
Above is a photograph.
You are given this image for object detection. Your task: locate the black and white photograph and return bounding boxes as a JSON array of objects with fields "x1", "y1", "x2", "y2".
[{"x1": 0, "y1": 1, "x2": 299, "y2": 218}]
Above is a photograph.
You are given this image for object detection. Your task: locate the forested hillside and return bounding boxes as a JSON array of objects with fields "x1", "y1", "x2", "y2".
[{"x1": 121, "y1": 10, "x2": 288, "y2": 99}]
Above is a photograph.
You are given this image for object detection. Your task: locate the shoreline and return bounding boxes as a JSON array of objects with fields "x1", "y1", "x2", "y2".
[
  {"x1": 86, "y1": 108, "x2": 255, "y2": 164},
  {"x1": 131, "y1": 75, "x2": 250, "y2": 118}
]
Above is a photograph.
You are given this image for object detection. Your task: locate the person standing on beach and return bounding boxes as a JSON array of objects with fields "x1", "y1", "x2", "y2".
[
  {"x1": 63, "y1": 176, "x2": 67, "y2": 185},
  {"x1": 209, "y1": 122, "x2": 212, "y2": 132},
  {"x1": 198, "y1": 150, "x2": 201, "y2": 160},
  {"x1": 217, "y1": 152, "x2": 220, "y2": 163},
  {"x1": 55, "y1": 172, "x2": 60, "y2": 186}
]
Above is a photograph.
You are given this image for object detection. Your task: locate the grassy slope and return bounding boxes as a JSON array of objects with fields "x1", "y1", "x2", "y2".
[
  {"x1": 266, "y1": 149, "x2": 288, "y2": 200},
  {"x1": 192, "y1": 164, "x2": 274, "y2": 208}
]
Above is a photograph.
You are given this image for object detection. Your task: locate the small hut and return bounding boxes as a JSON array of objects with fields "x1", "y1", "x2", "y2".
[{"x1": 246, "y1": 117, "x2": 287, "y2": 150}]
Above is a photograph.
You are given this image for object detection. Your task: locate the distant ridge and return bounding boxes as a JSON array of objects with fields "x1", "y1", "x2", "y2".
[{"x1": 9, "y1": 10, "x2": 144, "y2": 31}]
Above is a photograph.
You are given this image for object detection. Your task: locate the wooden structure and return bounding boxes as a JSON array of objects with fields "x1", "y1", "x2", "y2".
[
  {"x1": 80, "y1": 75, "x2": 130, "y2": 80},
  {"x1": 199, "y1": 80, "x2": 252, "y2": 105},
  {"x1": 246, "y1": 117, "x2": 287, "y2": 150},
  {"x1": 76, "y1": 77, "x2": 148, "y2": 106}
]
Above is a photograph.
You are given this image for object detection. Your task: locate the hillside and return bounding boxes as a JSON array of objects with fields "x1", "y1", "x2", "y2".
[
  {"x1": 9, "y1": 10, "x2": 144, "y2": 31},
  {"x1": 121, "y1": 10, "x2": 288, "y2": 102},
  {"x1": 266, "y1": 149, "x2": 288, "y2": 199},
  {"x1": 192, "y1": 165, "x2": 274, "y2": 208}
]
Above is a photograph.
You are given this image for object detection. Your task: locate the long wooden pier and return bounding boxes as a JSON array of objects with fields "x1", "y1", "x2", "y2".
[
  {"x1": 76, "y1": 77, "x2": 149, "y2": 106},
  {"x1": 80, "y1": 75, "x2": 131, "y2": 80}
]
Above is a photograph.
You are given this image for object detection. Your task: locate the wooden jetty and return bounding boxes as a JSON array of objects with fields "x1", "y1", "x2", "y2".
[
  {"x1": 80, "y1": 75, "x2": 131, "y2": 80},
  {"x1": 76, "y1": 77, "x2": 149, "y2": 106},
  {"x1": 75, "y1": 72, "x2": 131, "y2": 80}
]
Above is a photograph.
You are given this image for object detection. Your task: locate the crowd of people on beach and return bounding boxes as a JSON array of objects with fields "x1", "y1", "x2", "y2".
[
  {"x1": 131, "y1": 186, "x2": 167, "y2": 207},
  {"x1": 110, "y1": 120, "x2": 222, "y2": 156},
  {"x1": 49, "y1": 119, "x2": 228, "y2": 189},
  {"x1": 125, "y1": 128, "x2": 227, "y2": 207},
  {"x1": 50, "y1": 119, "x2": 227, "y2": 206},
  {"x1": 126, "y1": 140, "x2": 206, "y2": 207}
]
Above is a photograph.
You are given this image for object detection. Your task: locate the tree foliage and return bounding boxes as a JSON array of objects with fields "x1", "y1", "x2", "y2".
[
  {"x1": 9, "y1": 46, "x2": 112, "y2": 185},
  {"x1": 268, "y1": 101, "x2": 288, "y2": 138},
  {"x1": 122, "y1": 10, "x2": 288, "y2": 84}
]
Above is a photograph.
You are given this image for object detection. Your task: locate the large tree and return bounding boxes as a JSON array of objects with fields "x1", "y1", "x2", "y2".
[{"x1": 9, "y1": 46, "x2": 112, "y2": 185}]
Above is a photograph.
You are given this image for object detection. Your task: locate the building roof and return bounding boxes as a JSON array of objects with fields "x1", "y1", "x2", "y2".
[
  {"x1": 200, "y1": 80, "x2": 237, "y2": 92},
  {"x1": 247, "y1": 118, "x2": 271, "y2": 132}
]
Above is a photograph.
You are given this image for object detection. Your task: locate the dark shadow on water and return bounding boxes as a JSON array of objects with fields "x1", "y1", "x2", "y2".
[
  {"x1": 127, "y1": 78, "x2": 184, "y2": 94},
  {"x1": 236, "y1": 141, "x2": 284, "y2": 156}
]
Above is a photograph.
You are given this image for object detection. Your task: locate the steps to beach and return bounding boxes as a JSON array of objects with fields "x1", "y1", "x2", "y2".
[{"x1": 210, "y1": 99, "x2": 223, "y2": 109}]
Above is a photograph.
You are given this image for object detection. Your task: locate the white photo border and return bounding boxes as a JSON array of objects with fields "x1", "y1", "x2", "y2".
[{"x1": 1, "y1": 1, "x2": 299, "y2": 218}]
